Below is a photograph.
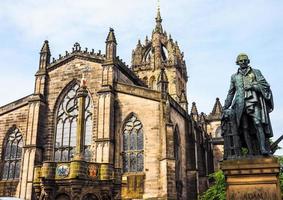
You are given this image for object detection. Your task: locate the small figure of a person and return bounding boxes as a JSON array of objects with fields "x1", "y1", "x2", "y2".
[{"x1": 223, "y1": 53, "x2": 273, "y2": 155}]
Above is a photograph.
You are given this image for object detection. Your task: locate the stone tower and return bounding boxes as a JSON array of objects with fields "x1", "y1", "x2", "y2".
[{"x1": 131, "y1": 7, "x2": 188, "y2": 106}]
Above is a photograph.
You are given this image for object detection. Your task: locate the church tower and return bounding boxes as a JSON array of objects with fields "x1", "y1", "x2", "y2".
[{"x1": 131, "y1": 7, "x2": 188, "y2": 103}]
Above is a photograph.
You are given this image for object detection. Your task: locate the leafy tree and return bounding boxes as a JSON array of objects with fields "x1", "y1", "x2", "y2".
[{"x1": 199, "y1": 170, "x2": 226, "y2": 200}]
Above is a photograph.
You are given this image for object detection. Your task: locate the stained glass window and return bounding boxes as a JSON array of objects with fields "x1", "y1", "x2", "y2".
[
  {"x1": 2, "y1": 127, "x2": 23, "y2": 180},
  {"x1": 54, "y1": 83, "x2": 93, "y2": 162},
  {"x1": 122, "y1": 115, "x2": 144, "y2": 172}
]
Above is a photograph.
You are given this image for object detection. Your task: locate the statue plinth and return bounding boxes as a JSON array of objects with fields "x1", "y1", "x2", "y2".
[{"x1": 221, "y1": 156, "x2": 281, "y2": 200}]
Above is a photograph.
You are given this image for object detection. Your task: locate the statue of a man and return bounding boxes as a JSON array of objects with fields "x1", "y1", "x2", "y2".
[{"x1": 223, "y1": 53, "x2": 273, "y2": 155}]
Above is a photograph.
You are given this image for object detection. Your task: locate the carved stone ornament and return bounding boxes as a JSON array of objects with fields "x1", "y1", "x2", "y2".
[
  {"x1": 56, "y1": 164, "x2": 70, "y2": 177},
  {"x1": 87, "y1": 164, "x2": 98, "y2": 179}
]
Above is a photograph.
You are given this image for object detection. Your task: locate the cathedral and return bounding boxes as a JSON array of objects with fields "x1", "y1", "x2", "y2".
[{"x1": 0, "y1": 8, "x2": 222, "y2": 200}]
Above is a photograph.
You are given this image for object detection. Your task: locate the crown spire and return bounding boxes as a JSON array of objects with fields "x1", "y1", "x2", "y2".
[{"x1": 154, "y1": 1, "x2": 163, "y2": 33}]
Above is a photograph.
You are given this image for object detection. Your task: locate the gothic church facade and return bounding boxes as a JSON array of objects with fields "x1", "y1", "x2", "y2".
[{"x1": 0, "y1": 9, "x2": 214, "y2": 200}]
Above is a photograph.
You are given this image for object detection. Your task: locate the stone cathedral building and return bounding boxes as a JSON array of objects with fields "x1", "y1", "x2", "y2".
[{"x1": 0, "y1": 9, "x2": 218, "y2": 200}]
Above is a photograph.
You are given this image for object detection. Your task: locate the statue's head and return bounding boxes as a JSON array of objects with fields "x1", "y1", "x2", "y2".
[{"x1": 236, "y1": 53, "x2": 250, "y2": 67}]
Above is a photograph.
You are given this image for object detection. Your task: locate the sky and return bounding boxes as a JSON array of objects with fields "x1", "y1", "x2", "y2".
[{"x1": 0, "y1": 0, "x2": 282, "y2": 153}]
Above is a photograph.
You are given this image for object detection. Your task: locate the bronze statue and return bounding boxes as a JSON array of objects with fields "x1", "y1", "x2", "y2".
[{"x1": 222, "y1": 53, "x2": 273, "y2": 156}]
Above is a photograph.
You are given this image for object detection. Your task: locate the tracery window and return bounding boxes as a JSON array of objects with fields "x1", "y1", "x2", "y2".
[
  {"x1": 122, "y1": 115, "x2": 144, "y2": 172},
  {"x1": 2, "y1": 127, "x2": 23, "y2": 180},
  {"x1": 55, "y1": 83, "x2": 93, "y2": 162}
]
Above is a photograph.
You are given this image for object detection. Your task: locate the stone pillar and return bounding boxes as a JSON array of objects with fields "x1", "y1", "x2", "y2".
[
  {"x1": 158, "y1": 95, "x2": 177, "y2": 199},
  {"x1": 70, "y1": 80, "x2": 88, "y2": 179},
  {"x1": 221, "y1": 156, "x2": 281, "y2": 200},
  {"x1": 96, "y1": 90, "x2": 114, "y2": 180},
  {"x1": 74, "y1": 84, "x2": 88, "y2": 160},
  {"x1": 18, "y1": 94, "x2": 45, "y2": 200}
]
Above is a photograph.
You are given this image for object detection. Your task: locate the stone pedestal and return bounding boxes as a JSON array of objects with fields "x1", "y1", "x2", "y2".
[{"x1": 221, "y1": 156, "x2": 281, "y2": 200}]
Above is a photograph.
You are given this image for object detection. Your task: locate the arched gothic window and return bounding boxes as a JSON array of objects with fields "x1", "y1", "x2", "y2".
[
  {"x1": 144, "y1": 48, "x2": 152, "y2": 63},
  {"x1": 122, "y1": 115, "x2": 144, "y2": 172},
  {"x1": 55, "y1": 83, "x2": 93, "y2": 162},
  {"x1": 215, "y1": 126, "x2": 222, "y2": 138},
  {"x1": 161, "y1": 45, "x2": 168, "y2": 61},
  {"x1": 2, "y1": 127, "x2": 23, "y2": 180}
]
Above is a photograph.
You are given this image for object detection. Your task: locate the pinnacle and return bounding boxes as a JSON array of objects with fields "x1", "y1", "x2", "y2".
[
  {"x1": 180, "y1": 90, "x2": 187, "y2": 103},
  {"x1": 158, "y1": 68, "x2": 168, "y2": 82},
  {"x1": 40, "y1": 40, "x2": 50, "y2": 54},
  {"x1": 211, "y1": 97, "x2": 222, "y2": 115},
  {"x1": 191, "y1": 102, "x2": 198, "y2": 115},
  {"x1": 156, "y1": 7, "x2": 162, "y2": 23},
  {"x1": 106, "y1": 27, "x2": 117, "y2": 44}
]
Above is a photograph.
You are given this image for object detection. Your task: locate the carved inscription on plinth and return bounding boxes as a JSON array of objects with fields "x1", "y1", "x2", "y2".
[{"x1": 221, "y1": 157, "x2": 281, "y2": 200}]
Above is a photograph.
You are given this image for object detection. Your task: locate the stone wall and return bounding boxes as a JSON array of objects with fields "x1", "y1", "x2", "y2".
[
  {"x1": 0, "y1": 99, "x2": 29, "y2": 196},
  {"x1": 43, "y1": 59, "x2": 103, "y2": 161},
  {"x1": 115, "y1": 91, "x2": 160, "y2": 199}
]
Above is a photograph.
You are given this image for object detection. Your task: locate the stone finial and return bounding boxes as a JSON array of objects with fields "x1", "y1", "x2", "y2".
[
  {"x1": 74, "y1": 42, "x2": 81, "y2": 51},
  {"x1": 137, "y1": 39, "x2": 142, "y2": 47},
  {"x1": 145, "y1": 36, "x2": 149, "y2": 45}
]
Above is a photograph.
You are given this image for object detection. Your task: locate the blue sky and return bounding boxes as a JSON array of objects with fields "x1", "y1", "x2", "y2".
[{"x1": 0, "y1": 0, "x2": 283, "y2": 154}]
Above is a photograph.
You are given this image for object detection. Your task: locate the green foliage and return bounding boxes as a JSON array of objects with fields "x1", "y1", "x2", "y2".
[
  {"x1": 241, "y1": 147, "x2": 248, "y2": 156},
  {"x1": 199, "y1": 170, "x2": 226, "y2": 200},
  {"x1": 200, "y1": 157, "x2": 283, "y2": 200}
]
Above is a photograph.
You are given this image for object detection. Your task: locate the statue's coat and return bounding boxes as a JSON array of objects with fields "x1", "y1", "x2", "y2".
[{"x1": 224, "y1": 67, "x2": 273, "y2": 138}]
